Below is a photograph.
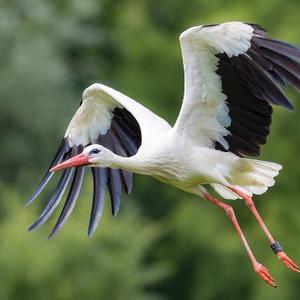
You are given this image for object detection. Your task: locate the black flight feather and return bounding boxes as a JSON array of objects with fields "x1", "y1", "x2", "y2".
[
  {"x1": 215, "y1": 23, "x2": 300, "y2": 157},
  {"x1": 112, "y1": 121, "x2": 138, "y2": 156},
  {"x1": 253, "y1": 36, "x2": 300, "y2": 61},
  {"x1": 107, "y1": 168, "x2": 122, "y2": 216},
  {"x1": 88, "y1": 167, "x2": 108, "y2": 237},
  {"x1": 110, "y1": 127, "x2": 133, "y2": 194},
  {"x1": 26, "y1": 138, "x2": 70, "y2": 206},
  {"x1": 28, "y1": 106, "x2": 141, "y2": 236},
  {"x1": 28, "y1": 166, "x2": 73, "y2": 231},
  {"x1": 48, "y1": 165, "x2": 85, "y2": 238},
  {"x1": 100, "y1": 134, "x2": 122, "y2": 216}
]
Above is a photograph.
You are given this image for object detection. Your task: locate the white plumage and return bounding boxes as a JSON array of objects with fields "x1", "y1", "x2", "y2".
[
  {"x1": 66, "y1": 83, "x2": 171, "y2": 147},
  {"x1": 28, "y1": 22, "x2": 300, "y2": 287},
  {"x1": 176, "y1": 22, "x2": 254, "y2": 148}
]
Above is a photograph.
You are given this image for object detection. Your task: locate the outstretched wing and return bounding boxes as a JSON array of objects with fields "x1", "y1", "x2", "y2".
[
  {"x1": 27, "y1": 83, "x2": 170, "y2": 237},
  {"x1": 175, "y1": 22, "x2": 300, "y2": 156}
]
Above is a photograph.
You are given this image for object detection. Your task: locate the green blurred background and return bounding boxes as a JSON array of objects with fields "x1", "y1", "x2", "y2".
[{"x1": 1, "y1": 0, "x2": 300, "y2": 299}]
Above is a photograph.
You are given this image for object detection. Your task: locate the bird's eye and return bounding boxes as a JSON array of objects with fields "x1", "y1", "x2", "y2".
[{"x1": 90, "y1": 149, "x2": 100, "y2": 154}]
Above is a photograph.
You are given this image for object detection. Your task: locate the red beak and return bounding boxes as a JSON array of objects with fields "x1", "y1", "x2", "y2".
[{"x1": 50, "y1": 153, "x2": 89, "y2": 172}]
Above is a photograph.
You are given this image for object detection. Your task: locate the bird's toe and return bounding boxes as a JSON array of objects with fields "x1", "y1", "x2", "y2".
[
  {"x1": 253, "y1": 262, "x2": 277, "y2": 288},
  {"x1": 277, "y1": 251, "x2": 300, "y2": 273}
]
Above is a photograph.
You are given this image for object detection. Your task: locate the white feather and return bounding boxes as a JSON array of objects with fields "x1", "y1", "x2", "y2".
[
  {"x1": 65, "y1": 83, "x2": 171, "y2": 147},
  {"x1": 211, "y1": 183, "x2": 241, "y2": 200},
  {"x1": 175, "y1": 22, "x2": 254, "y2": 149}
]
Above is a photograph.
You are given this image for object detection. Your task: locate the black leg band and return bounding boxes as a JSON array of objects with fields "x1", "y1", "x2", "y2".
[{"x1": 271, "y1": 241, "x2": 283, "y2": 254}]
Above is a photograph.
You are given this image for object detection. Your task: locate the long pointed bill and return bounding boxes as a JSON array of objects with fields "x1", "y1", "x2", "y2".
[{"x1": 50, "y1": 153, "x2": 89, "y2": 172}]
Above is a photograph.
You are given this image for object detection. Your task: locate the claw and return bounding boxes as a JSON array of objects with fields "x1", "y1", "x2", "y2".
[
  {"x1": 254, "y1": 263, "x2": 277, "y2": 288},
  {"x1": 277, "y1": 251, "x2": 300, "y2": 273}
]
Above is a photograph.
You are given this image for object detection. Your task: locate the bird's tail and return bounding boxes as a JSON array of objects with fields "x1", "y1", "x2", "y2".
[{"x1": 211, "y1": 159, "x2": 282, "y2": 200}]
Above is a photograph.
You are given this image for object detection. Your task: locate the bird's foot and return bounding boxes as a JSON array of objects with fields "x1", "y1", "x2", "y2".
[
  {"x1": 277, "y1": 251, "x2": 300, "y2": 273},
  {"x1": 253, "y1": 262, "x2": 276, "y2": 288},
  {"x1": 270, "y1": 241, "x2": 300, "y2": 272}
]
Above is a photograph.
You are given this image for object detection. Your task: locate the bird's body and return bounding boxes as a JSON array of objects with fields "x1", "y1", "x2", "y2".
[
  {"x1": 108, "y1": 130, "x2": 228, "y2": 188},
  {"x1": 67, "y1": 82, "x2": 281, "y2": 199},
  {"x1": 98, "y1": 130, "x2": 253, "y2": 192},
  {"x1": 28, "y1": 21, "x2": 300, "y2": 287}
]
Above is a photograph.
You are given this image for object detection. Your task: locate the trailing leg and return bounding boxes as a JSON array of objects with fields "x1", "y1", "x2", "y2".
[
  {"x1": 202, "y1": 191, "x2": 276, "y2": 287},
  {"x1": 230, "y1": 186, "x2": 300, "y2": 273}
]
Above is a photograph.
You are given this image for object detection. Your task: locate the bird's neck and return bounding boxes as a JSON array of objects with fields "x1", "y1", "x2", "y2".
[
  {"x1": 109, "y1": 155, "x2": 143, "y2": 173},
  {"x1": 109, "y1": 153, "x2": 169, "y2": 177}
]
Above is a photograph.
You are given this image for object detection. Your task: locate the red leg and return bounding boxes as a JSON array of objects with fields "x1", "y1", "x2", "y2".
[
  {"x1": 203, "y1": 192, "x2": 276, "y2": 287},
  {"x1": 230, "y1": 187, "x2": 300, "y2": 273}
]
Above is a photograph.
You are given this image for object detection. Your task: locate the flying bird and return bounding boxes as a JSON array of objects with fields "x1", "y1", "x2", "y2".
[{"x1": 27, "y1": 22, "x2": 300, "y2": 287}]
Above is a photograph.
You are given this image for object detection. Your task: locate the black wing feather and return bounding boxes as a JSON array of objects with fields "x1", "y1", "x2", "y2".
[
  {"x1": 109, "y1": 127, "x2": 133, "y2": 193},
  {"x1": 26, "y1": 138, "x2": 70, "y2": 206},
  {"x1": 88, "y1": 167, "x2": 108, "y2": 237},
  {"x1": 107, "y1": 168, "x2": 122, "y2": 216},
  {"x1": 28, "y1": 166, "x2": 73, "y2": 231},
  {"x1": 112, "y1": 121, "x2": 139, "y2": 156},
  {"x1": 28, "y1": 108, "x2": 141, "y2": 236},
  {"x1": 48, "y1": 165, "x2": 85, "y2": 238},
  {"x1": 100, "y1": 134, "x2": 122, "y2": 216},
  {"x1": 216, "y1": 24, "x2": 300, "y2": 157},
  {"x1": 254, "y1": 36, "x2": 300, "y2": 60}
]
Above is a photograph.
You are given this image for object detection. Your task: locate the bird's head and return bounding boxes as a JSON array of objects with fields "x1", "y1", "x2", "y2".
[
  {"x1": 50, "y1": 144, "x2": 114, "y2": 172},
  {"x1": 84, "y1": 144, "x2": 115, "y2": 166}
]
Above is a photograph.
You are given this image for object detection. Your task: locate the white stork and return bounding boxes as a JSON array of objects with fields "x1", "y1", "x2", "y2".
[{"x1": 27, "y1": 22, "x2": 300, "y2": 287}]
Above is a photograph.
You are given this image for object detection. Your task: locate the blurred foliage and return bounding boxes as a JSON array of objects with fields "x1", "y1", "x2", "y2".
[
  {"x1": 1, "y1": 0, "x2": 300, "y2": 299},
  {"x1": 0, "y1": 188, "x2": 170, "y2": 300}
]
